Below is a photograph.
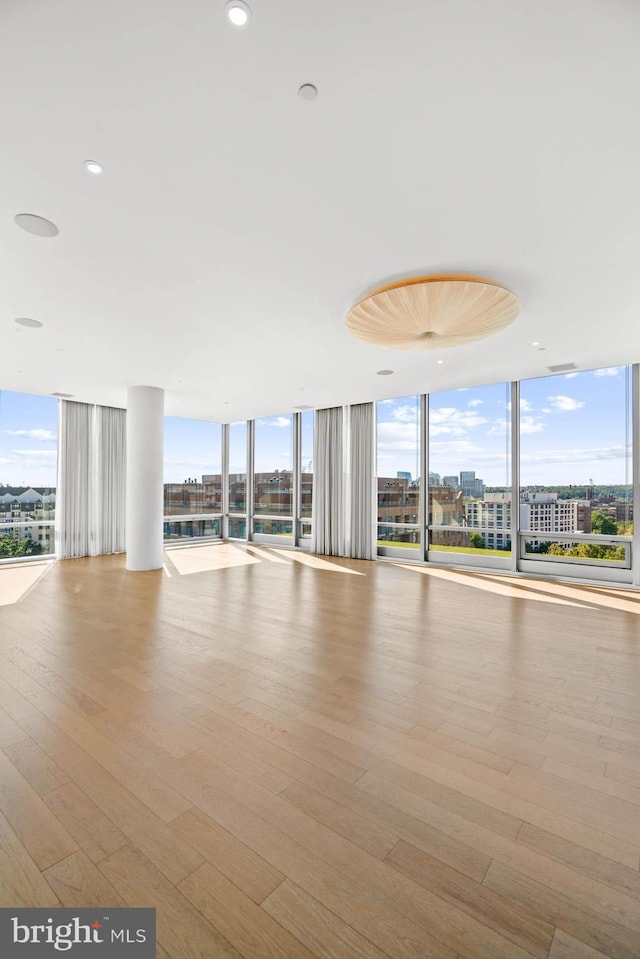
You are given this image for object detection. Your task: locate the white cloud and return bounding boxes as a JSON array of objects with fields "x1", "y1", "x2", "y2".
[
  {"x1": 487, "y1": 415, "x2": 544, "y2": 436},
  {"x1": 521, "y1": 445, "x2": 628, "y2": 466},
  {"x1": 593, "y1": 367, "x2": 620, "y2": 377},
  {"x1": 0, "y1": 457, "x2": 11, "y2": 465},
  {"x1": 547, "y1": 395, "x2": 585, "y2": 412},
  {"x1": 429, "y1": 407, "x2": 488, "y2": 436},
  {"x1": 388, "y1": 403, "x2": 418, "y2": 424},
  {"x1": 520, "y1": 398, "x2": 533, "y2": 412},
  {"x1": 6, "y1": 428, "x2": 57, "y2": 441},
  {"x1": 521, "y1": 416, "x2": 545, "y2": 434},
  {"x1": 260, "y1": 416, "x2": 291, "y2": 428},
  {"x1": 541, "y1": 407, "x2": 551, "y2": 414},
  {"x1": 11, "y1": 449, "x2": 57, "y2": 457},
  {"x1": 377, "y1": 422, "x2": 420, "y2": 452},
  {"x1": 564, "y1": 371, "x2": 579, "y2": 379},
  {"x1": 467, "y1": 399, "x2": 483, "y2": 408}
]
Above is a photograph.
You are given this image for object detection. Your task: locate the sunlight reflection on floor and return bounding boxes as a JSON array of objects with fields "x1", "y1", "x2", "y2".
[
  {"x1": 0, "y1": 561, "x2": 52, "y2": 607},
  {"x1": 164, "y1": 543, "x2": 260, "y2": 576},
  {"x1": 397, "y1": 563, "x2": 640, "y2": 614},
  {"x1": 272, "y1": 549, "x2": 365, "y2": 574}
]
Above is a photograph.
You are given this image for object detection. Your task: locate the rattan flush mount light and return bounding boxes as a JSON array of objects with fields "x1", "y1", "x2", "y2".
[{"x1": 345, "y1": 274, "x2": 519, "y2": 349}]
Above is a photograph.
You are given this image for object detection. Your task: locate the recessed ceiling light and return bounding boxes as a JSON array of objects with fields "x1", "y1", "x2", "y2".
[
  {"x1": 532, "y1": 341, "x2": 540, "y2": 347},
  {"x1": 14, "y1": 213, "x2": 59, "y2": 237},
  {"x1": 225, "y1": 1, "x2": 250, "y2": 26},
  {"x1": 377, "y1": 369, "x2": 394, "y2": 376},
  {"x1": 84, "y1": 159, "x2": 103, "y2": 175},
  {"x1": 299, "y1": 84, "x2": 318, "y2": 101},
  {"x1": 436, "y1": 359, "x2": 444, "y2": 365},
  {"x1": 14, "y1": 317, "x2": 43, "y2": 328}
]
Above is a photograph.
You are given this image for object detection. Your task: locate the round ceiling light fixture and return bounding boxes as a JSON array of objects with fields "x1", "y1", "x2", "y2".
[
  {"x1": 84, "y1": 159, "x2": 103, "y2": 175},
  {"x1": 376, "y1": 369, "x2": 394, "y2": 376},
  {"x1": 14, "y1": 213, "x2": 59, "y2": 238},
  {"x1": 14, "y1": 317, "x2": 43, "y2": 328},
  {"x1": 225, "y1": 1, "x2": 250, "y2": 26},
  {"x1": 298, "y1": 83, "x2": 318, "y2": 100},
  {"x1": 347, "y1": 275, "x2": 519, "y2": 350}
]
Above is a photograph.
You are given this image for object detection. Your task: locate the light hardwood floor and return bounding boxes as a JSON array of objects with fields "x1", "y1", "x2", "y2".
[{"x1": 1, "y1": 544, "x2": 639, "y2": 958}]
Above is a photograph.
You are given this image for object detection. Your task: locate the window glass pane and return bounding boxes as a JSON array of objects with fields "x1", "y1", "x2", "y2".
[
  {"x1": 163, "y1": 518, "x2": 222, "y2": 541},
  {"x1": 0, "y1": 390, "x2": 57, "y2": 557},
  {"x1": 301, "y1": 410, "x2": 313, "y2": 521},
  {"x1": 254, "y1": 414, "x2": 292, "y2": 518},
  {"x1": 229, "y1": 421, "x2": 247, "y2": 516},
  {"x1": 377, "y1": 396, "x2": 420, "y2": 548},
  {"x1": 520, "y1": 365, "x2": 632, "y2": 564},
  {"x1": 163, "y1": 417, "x2": 221, "y2": 517},
  {"x1": 429, "y1": 383, "x2": 511, "y2": 556}
]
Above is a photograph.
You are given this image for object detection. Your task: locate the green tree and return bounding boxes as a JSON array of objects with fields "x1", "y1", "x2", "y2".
[
  {"x1": 469, "y1": 532, "x2": 484, "y2": 549},
  {"x1": 0, "y1": 535, "x2": 43, "y2": 558},
  {"x1": 591, "y1": 512, "x2": 618, "y2": 535},
  {"x1": 547, "y1": 543, "x2": 566, "y2": 556}
]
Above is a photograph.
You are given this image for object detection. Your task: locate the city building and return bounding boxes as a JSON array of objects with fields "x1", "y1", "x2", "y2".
[{"x1": 0, "y1": 487, "x2": 56, "y2": 553}]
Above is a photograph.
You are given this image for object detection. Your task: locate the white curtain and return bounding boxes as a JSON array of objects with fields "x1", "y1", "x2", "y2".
[
  {"x1": 57, "y1": 401, "x2": 126, "y2": 559},
  {"x1": 349, "y1": 402, "x2": 376, "y2": 560},
  {"x1": 312, "y1": 403, "x2": 375, "y2": 560},
  {"x1": 311, "y1": 407, "x2": 346, "y2": 556},
  {"x1": 57, "y1": 401, "x2": 92, "y2": 559},
  {"x1": 92, "y1": 405, "x2": 126, "y2": 556}
]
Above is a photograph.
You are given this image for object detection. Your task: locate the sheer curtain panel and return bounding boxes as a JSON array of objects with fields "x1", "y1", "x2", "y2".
[
  {"x1": 311, "y1": 407, "x2": 346, "y2": 556},
  {"x1": 92, "y1": 405, "x2": 126, "y2": 555},
  {"x1": 349, "y1": 402, "x2": 376, "y2": 560},
  {"x1": 56, "y1": 401, "x2": 92, "y2": 559},
  {"x1": 57, "y1": 400, "x2": 126, "y2": 559}
]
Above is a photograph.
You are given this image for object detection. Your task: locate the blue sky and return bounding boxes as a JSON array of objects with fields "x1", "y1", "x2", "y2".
[
  {"x1": 0, "y1": 390, "x2": 58, "y2": 487},
  {"x1": 1, "y1": 370, "x2": 631, "y2": 489}
]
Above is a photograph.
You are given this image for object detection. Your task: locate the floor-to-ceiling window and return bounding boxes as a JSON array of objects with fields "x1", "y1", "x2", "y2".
[
  {"x1": 0, "y1": 390, "x2": 58, "y2": 558},
  {"x1": 300, "y1": 410, "x2": 313, "y2": 541},
  {"x1": 376, "y1": 395, "x2": 421, "y2": 552},
  {"x1": 228, "y1": 421, "x2": 247, "y2": 539},
  {"x1": 163, "y1": 417, "x2": 222, "y2": 542},
  {"x1": 519, "y1": 366, "x2": 632, "y2": 572},
  {"x1": 253, "y1": 414, "x2": 293, "y2": 540},
  {"x1": 428, "y1": 382, "x2": 511, "y2": 566}
]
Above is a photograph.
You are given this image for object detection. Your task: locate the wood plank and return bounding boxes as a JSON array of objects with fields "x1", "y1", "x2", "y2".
[
  {"x1": 42, "y1": 782, "x2": 128, "y2": 863},
  {"x1": 548, "y1": 928, "x2": 611, "y2": 959},
  {"x1": 262, "y1": 878, "x2": 395, "y2": 959},
  {"x1": 516, "y1": 822, "x2": 640, "y2": 901},
  {"x1": 98, "y1": 844, "x2": 243, "y2": 959},
  {"x1": 386, "y1": 839, "x2": 554, "y2": 959},
  {"x1": 3, "y1": 737, "x2": 70, "y2": 794},
  {"x1": 280, "y1": 780, "x2": 398, "y2": 860},
  {"x1": 0, "y1": 809, "x2": 60, "y2": 907},
  {"x1": 43, "y1": 850, "x2": 126, "y2": 907},
  {"x1": 170, "y1": 807, "x2": 285, "y2": 905},
  {"x1": 483, "y1": 861, "x2": 639, "y2": 959},
  {"x1": 179, "y1": 862, "x2": 318, "y2": 959},
  {"x1": 0, "y1": 749, "x2": 78, "y2": 869},
  {"x1": 54, "y1": 747, "x2": 203, "y2": 885}
]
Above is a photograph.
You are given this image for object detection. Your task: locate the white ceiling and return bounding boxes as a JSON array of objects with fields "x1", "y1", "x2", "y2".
[{"x1": 1, "y1": 0, "x2": 639, "y2": 422}]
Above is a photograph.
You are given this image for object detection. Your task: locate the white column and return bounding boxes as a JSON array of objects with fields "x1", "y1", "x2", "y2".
[{"x1": 126, "y1": 386, "x2": 164, "y2": 571}]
